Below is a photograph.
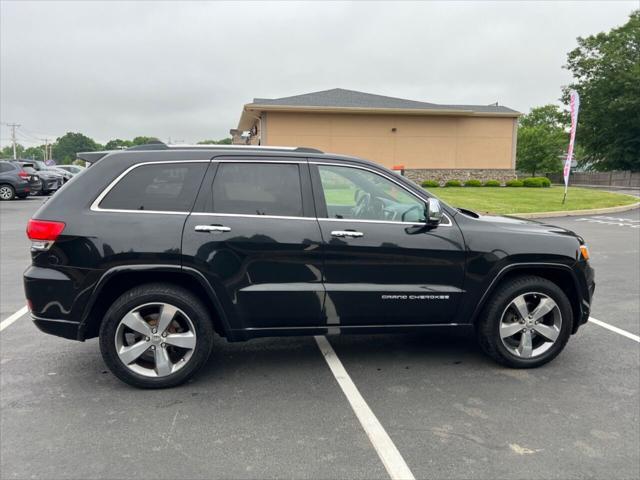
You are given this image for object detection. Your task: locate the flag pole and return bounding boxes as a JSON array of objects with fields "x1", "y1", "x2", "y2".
[{"x1": 562, "y1": 90, "x2": 580, "y2": 205}]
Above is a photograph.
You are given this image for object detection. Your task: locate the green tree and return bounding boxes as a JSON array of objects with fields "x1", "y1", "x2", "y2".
[
  {"x1": 104, "y1": 139, "x2": 133, "y2": 150},
  {"x1": 1, "y1": 143, "x2": 25, "y2": 159},
  {"x1": 516, "y1": 105, "x2": 568, "y2": 176},
  {"x1": 132, "y1": 136, "x2": 160, "y2": 145},
  {"x1": 563, "y1": 10, "x2": 640, "y2": 171},
  {"x1": 23, "y1": 145, "x2": 45, "y2": 160},
  {"x1": 197, "y1": 138, "x2": 232, "y2": 145},
  {"x1": 52, "y1": 132, "x2": 101, "y2": 164}
]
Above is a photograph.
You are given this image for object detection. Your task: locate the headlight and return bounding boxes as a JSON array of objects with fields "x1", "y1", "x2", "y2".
[{"x1": 579, "y1": 245, "x2": 590, "y2": 261}]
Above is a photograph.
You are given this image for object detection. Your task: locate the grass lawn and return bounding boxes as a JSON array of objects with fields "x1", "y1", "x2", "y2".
[{"x1": 428, "y1": 186, "x2": 638, "y2": 215}]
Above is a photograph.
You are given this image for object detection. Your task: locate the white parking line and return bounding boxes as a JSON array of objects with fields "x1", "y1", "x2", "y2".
[
  {"x1": 0, "y1": 306, "x2": 28, "y2": 332},
  {"x1": 589, "y1": 317, "x2": 639, "y2": 343},
  {"x1": 315, "y1": 335, "x2": 415, "y2": 480}
]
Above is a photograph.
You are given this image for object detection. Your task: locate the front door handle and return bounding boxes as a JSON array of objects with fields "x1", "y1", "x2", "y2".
[
  {"x1": 331, "y1": 230, "x2": 364, "y2": 238},
  {"x1": 194, "y1": 225, "x2": 231, "y2": 233}
]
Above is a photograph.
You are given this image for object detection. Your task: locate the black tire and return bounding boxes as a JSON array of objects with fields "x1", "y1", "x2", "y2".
[
  {"x1": 476, "y1": 275, "x2": 573, "y2": 368},
  {"x1": 0, "y1": 184, "x2": 16, "y2": 201},
  {"x1": 99, "y1": 283, "x2": 214, "y2": 388}
]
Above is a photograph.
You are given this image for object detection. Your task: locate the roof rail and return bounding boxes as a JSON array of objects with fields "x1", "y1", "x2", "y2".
[
  {"x1": 78, "y1": 143, "x2": 324, "y2": 163},
  {"x1": 164, "y1": 144, "x2": 324, "y2": 154}
]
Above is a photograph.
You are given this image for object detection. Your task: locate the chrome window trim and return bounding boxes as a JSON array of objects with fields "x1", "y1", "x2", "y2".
[
  {"x1": 90, "y1": 160, "x2": 210, "y2": 213},
  {"x1": 318, "y1": 215, "x2": 452, "y2": 227},
  {"x1": 214, "y1": 159, "x2": 304, "y2": 164},
  {"x1": 310, "y1": 161, "x2": 453, "y2": 227},
  {"x1": 190, "y1": 212, "x2": 316, "y2": 221}
]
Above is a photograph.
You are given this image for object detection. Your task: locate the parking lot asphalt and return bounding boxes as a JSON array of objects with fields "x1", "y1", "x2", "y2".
[{"x1": 1, "y1": 198, "x2": 638, "y2": 480}]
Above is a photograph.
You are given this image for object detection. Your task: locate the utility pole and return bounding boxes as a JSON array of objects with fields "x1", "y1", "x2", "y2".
[
  {"x1": 41, "y1": 139, "x2": 49, "y2": 162},
  {"x1": 7, "y1": 123, "x2": 21, "y2": 159}
]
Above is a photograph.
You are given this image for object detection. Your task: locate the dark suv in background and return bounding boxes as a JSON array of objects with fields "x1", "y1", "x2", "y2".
[
  {"x1": 0, "y1": 160, "x2": 34, "y2": 200},
  {"x1": 24, "y1": 143, "x2": 595, "y2": 388}
]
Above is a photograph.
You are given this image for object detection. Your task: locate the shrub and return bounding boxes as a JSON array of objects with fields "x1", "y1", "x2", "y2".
[
  {"x1": 506, "y1": 179, "x2": 524, "y2": 187},
  {"x1": 464, "y1": 179, "x2": 482, "y2": 187},
  {"x1": 522, "y1": 177, "x2": 552, "y2": 188},
  {"x1": 483, "y1": 180, "x2": 501, "y2": 187},
  {"x1": 444, "y1": 180, "x2": 462, "y2": 187},
  {"x1": 421, "y1": 180, "x2": 440, "y2": 188}
]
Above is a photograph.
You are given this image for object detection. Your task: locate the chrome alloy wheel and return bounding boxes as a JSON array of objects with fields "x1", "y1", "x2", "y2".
[
  {"x1": 0, "y1": 186, "x2": 14, "y2": 200},
  {"x1": 114, "y1": 302, "x2": 197, "y2": 377},
  {"x1": 499, "y1": 292, "x2": 562, "y2": 359}
]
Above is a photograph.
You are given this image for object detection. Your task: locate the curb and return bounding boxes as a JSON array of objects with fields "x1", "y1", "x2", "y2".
[{"x1": 506, "y1": 202, "x2": 640, "y2": 219}]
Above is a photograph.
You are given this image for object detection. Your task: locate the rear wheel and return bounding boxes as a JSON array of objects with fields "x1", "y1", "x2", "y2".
[
  {"x1": 0, "y1": 184, "x2": 15, "y2": 200},
  {"x1": 99, "y1": 283, "x2": 214, "y2": 388},
  {"x1": 477, "y1": 275, "x2": 573, "y2": 368}
]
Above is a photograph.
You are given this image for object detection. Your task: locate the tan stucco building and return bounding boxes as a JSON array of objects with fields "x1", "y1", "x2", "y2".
[{"x1": 232, "y1": 88, "x2": 520, "y2": 183}]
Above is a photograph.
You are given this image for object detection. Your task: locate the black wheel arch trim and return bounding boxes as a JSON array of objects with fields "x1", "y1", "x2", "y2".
[
  {"x1": 77, "y1": 264, "x2": 234, "y2": 341},
  {"x1": 468, "y1": 262, "x2": 585, "y2": 329}
]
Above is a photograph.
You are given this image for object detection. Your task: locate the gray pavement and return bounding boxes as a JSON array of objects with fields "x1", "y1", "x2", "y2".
[{"x1": 1, "y1": 198, "x2": 638, "y2": 479}]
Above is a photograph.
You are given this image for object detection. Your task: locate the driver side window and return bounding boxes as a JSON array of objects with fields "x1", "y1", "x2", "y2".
[{"x1": 318, "y1": 165, "x2": 426, "y2": 223}]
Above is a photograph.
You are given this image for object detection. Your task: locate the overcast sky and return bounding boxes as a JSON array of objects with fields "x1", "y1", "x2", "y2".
[{"x1": 0, "y1": 1, "x2": 636, "y2": 147}]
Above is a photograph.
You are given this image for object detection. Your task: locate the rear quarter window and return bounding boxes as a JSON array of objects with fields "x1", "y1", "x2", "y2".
[
  {"x1": 99, "y1": 162, "x2": 208, "y2": 212},
  {"x1": 0, "y1": 162, "x2": 16, "y2": 173}
]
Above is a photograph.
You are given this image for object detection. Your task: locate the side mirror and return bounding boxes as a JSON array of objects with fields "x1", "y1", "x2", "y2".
[{"x1": 425, "y1": 198, "x2": 443, "y2": 227}]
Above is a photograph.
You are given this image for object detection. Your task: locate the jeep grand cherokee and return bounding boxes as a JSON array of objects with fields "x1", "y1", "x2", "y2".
[{"x1": 23, "y1": 143, "x2": 595, "y2": 388}]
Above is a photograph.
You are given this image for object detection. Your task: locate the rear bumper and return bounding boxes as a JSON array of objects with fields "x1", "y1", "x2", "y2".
[{"x1": 32, "y1": 315, "x2": 81, "y2": 340}]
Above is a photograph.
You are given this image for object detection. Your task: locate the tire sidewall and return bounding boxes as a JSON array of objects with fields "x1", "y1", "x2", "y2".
[
  {"x1": 99, "y1": 285, "x2": 214, "y2": 388},
  {"x1": 485, "y1": 278, "x2": 573, "y2": 368}
]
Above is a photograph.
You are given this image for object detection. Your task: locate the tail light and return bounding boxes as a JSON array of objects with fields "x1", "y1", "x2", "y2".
[
  {"x1": 18, "y1": 171, "x2": 29, "y2": 179},
  {"x1": 26, "y1": 219, "x2": 65, "y2": 251}
]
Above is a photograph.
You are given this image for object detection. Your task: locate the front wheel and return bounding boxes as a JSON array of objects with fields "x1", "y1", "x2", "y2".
[
  {"x1": 99, "y1": 283, "x2": 214, "y2": 388},
  {"x1": 477, "y1": 275, "x2": 573, "y2": 368}
]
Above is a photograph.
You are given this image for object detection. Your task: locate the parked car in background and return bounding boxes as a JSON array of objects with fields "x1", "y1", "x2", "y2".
[
  {"x1": 0, "y1": 160, "x2": 31, "y2": 200},
  {"x1": 49, "y1": 166, "x2": 73, "y2": 183},
  {"x1": 15, "y1": 160, "x2": 64, "y2": 195},
  {"x1": 13, "y1": 162, "x2": 43, "y2": 195},
  {"x1": 55, "y1": 164, "x2": 86, "y2": 176}
]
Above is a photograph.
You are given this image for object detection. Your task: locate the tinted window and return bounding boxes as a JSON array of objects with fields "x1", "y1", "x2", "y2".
[
  {"x1": 318, "y1": 165, "x2": 425, "y2": 222},
  {"x1": 100, "y1": 162, "x2": 207, "y2": 212},
  {"x1": 212, "y1": 163, "x2": 303, "y2": 216},
  {"x1": 0, "y1": 162, "x2": 16, "y2": 173}
]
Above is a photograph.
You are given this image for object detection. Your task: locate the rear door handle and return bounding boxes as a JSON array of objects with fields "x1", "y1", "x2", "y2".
[
  {"x1": 194, "y1": 225, "x2": 231, "y2": 233},
  {"x1": 331, "y1": 230, "x2": 364, "y2": 238}
]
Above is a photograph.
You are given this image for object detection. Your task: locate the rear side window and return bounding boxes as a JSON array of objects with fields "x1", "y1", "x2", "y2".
[
  {"x1": 99, "y1": 162, "x2": 207, "y2": 212},
  {"x1": 0, "y1": 162, "x2": 16, "y2": 173},
  {"x1": 212, "y1": 163, "x2": 303, "y2": 217}
]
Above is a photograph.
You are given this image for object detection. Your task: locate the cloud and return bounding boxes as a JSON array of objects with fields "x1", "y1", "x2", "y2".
[{"x1": 0, "y1": 1, "x2": 636, "y2": 146}]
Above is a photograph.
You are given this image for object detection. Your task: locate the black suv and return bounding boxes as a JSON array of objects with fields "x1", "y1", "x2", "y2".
[{"x1": 24, "y1": 144, "x2": 595, "y2": 388}]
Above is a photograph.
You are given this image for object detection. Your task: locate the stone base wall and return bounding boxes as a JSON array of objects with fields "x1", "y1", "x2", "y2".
[{"x1": 404, "y1": 168, "x2": 517, "y2": 186}]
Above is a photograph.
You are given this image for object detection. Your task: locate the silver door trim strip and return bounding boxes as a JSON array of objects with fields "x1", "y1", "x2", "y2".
[{"x1": 241, "y1": 323, "x2": 462, "y2": 331}]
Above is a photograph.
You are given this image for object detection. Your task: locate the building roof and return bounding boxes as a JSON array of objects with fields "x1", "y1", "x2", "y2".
[{"x1": 237, "y1": 88, "x2": 519, "y2": 130}]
